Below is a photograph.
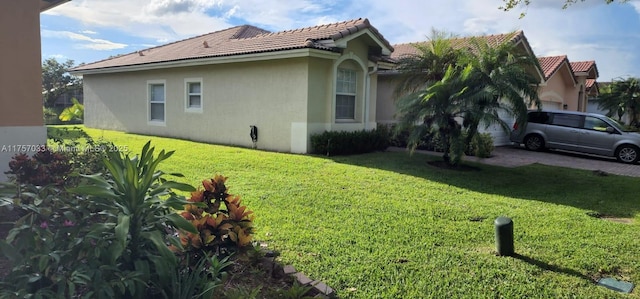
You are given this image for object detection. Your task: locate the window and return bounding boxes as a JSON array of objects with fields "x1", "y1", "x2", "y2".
[
  {"x1": 335, "y1": 69, "x2": 356, "y2": 120},
  {"x1": 551, "y1": 113, "x2": 581, "y2": 128},
  {"x1": 148, "y1": 81, "x2": 165, "y2": 123},
  {"x1": 185, "y1": 78, "x2": 202, "y2": 112},
  {"x1": 527, "y1": 112, "x2": 551, "y2": 124},
  {"x1": 583, "y1": 116, "x2": 609, "y2": 131}
]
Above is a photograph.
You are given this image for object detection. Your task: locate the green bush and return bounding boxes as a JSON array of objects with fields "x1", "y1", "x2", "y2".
[
  {"x1": 310, "y1": 127, "x2": 389, "y2": 156},
  {"x1": 466, "y1": 132, "x2": 494, "y2": 158},
  {"x1": 388, "y1": 124, "x2": 494, "y2": 157},
  {"x1": 0, "y1": 142, "x2": 205, "y2": 298}
]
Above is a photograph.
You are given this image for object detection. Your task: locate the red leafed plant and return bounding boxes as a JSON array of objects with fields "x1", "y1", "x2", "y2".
[{"x1": 179, "y1": 175, "x2": 254, "y2": 255}]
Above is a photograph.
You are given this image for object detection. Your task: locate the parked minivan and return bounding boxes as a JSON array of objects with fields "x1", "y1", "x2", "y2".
[{"x1": 510, "y1": 110, "x2": 640, "y2": 164}]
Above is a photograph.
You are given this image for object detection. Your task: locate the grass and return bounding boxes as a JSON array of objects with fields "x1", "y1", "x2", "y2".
[{"x1": 67, "y1": 126, "x2": 640, "y2": 298}]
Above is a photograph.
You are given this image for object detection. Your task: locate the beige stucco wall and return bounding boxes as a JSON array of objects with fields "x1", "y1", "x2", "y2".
[
  {"x1": 84, "y1": 34, "x2": 381, "y2": 153},
  {"x1": 375, "y1": 73, "x2": 399, "y2": 124},
  {"x1": 0, "y1": 0, "x2": 48, "y2": 181},
  {"x1": 85, "y1": 58, "x2": 310, "y2": 152},
  {"x1": 538, "y1": 66, "x2": 578, "y2": 111},
  {"x1": 0, "y1": 0, "x2": 43, "y2": 127}
]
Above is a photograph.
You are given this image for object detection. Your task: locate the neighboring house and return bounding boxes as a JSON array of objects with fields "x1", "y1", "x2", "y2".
[
  {"x1": 570, "y1": 60, "x2": 599, "y2": 112},
  {"x1": 376, "y1": 31, "x2": 545, "y2": 146},
  {"x1": 537, "y1": 55, "x2": 578, "y2": 110},
  {"x1": 536, "y1": 56, "x2": 599, "y2": 112},
  {"x1": 0, "y1": 0, "x2": 70, "y2": 181},
  {"x1": 71, "y1": 18, "x2": 394, "y2": 153}
]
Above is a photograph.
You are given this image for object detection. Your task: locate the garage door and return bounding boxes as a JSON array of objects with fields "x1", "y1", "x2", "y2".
[{"x1": 478, "y1": 110, "x2": 516, "y2": 146}]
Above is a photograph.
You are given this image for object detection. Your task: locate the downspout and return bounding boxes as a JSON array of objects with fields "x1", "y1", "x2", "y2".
[{"x1": 364, "y1": 64, "x2": 378, "y2": 130}]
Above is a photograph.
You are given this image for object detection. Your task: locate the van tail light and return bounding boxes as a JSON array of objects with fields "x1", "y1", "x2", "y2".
[{"x1": 512, "y1": 122, "x2": 518, "y2": 130}]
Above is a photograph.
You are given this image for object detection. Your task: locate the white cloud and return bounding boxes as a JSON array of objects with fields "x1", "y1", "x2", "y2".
[
  {"x1": 47, "y1": 54, "x2": 67, "y2": 60},
  {"x1": 80, "y1": 30, "x2": 98, "y2": 35},
  {"x1": 42, "y1": 0, "x2": 640, "y2": 80},
  {"x1": 42, "y1": 30, "x2": 128, "y2": 50},
  {"x1": 44, "y1": 0, "x2": 232, "y2": 42}
]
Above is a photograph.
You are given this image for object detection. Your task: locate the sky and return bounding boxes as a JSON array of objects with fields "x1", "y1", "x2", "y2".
[{"x1": 41, "y1": 0, "x2": 640, "y2": 82}]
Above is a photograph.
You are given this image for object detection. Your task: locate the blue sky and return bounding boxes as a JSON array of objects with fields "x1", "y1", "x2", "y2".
[{"x1": 41, "y1": 0, "x2": 640, "y2": 81}]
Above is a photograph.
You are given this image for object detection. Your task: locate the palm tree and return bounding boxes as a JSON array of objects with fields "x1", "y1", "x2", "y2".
[
  {"x1": 460, "y1": 33, "x2": 541, "y2": 146},
  {"x1": 393, "y1": 30, "x2": 467, "y2": 96},
  {"x1": 393, "y1": 30, "x2": 471, "y2": 165},
  {"x1": 396, "y1": 65, "x2": 476, "y2": 165},
  {"x1": 393, "y1": 30, "x2": 540, "y2": 166},
  {"x1": 597, "y1": 77, "x2": 640, "y2": 126}
]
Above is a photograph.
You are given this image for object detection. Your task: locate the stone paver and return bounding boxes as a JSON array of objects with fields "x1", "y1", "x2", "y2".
[{"x1": 393, "y1": 146, "x2": 640, "y2": 177}]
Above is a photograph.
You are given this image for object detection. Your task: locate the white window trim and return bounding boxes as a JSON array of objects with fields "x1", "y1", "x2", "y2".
[
  {"x1": 147, "y1": 79, "x2": 166, "y2": 126},
  {"x1": 332, "y1": 53, "x2": 366, "y2": 124},
  {"x1": 184, "y1": 78, "x2": 203, "y2": 113},
  {"x1": 335, "y1": 68, "x2": 357, "y2": 121}
]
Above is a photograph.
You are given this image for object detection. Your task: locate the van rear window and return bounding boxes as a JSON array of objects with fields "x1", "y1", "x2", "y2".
[{"x1": 528, "y1": 112, "x2": 550, "y2": 124}]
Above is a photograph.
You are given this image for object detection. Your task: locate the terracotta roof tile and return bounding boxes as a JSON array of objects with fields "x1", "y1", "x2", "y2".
[
  {"x1": 570, "y1": 60, "x2": 599, "y2": 78},
  {"x1": 537, "y1": 55, "x2": 572, "y2": 80},
  {"x1": 390, "y1": 30, "x2": 526, "y2": 60},
  {"x1": 73, "y1": 18, "x2": 392, "y2": 72}
]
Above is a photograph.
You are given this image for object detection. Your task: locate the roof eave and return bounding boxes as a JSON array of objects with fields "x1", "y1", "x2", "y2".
[
  {"x1": 70, "y1": 48, "x2": 341, "y2": 76},
  {"x1": 40, "y1": 0, "x2": 70, "y2": 12},
  {"x1": 331, "y1": 28, "x2": 393, "y2": 56}
]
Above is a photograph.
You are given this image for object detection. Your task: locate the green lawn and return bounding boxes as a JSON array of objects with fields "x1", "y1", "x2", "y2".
[{"x1": 73, "y1": 126, "x2": 639, "y2": 298}]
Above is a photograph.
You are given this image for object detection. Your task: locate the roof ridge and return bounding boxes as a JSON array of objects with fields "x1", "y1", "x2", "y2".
[
  {"x1": 72, "y1": 25, "x2": 251, "y2": 69},
  {"x1": 260, "y1": 18, "x2": 365, "y2": 38},
  {"x1": 229, "y1": 24, "x2": 271, "y2": 39}
]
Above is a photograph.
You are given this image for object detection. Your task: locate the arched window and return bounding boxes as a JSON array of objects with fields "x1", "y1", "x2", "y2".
[{"x1": 334, "y1": 56, "x2": 365, "y2": 123}]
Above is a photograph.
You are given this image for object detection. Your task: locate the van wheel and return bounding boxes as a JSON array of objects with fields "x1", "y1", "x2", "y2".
[
  {"x1": 524, "y1": 134, "x2": 544, "y2": 151},
  {"x1": 615, "y1": 145, "x2": 639, "y2": 164}
]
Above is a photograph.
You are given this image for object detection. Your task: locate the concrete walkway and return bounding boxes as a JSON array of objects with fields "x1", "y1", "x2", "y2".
[{"x1": 392, "y1": 146, "x2": 640, "y2": 178}]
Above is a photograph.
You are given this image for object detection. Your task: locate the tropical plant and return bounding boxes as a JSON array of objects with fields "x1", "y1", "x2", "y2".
[
  {"x1": 396, "y1": 65, "x2": 476, "y2": 165},
  {"x1": 394, "y1": 29, "x2": 465, "y2": 96},
  {"x1": 597, "y1": 77, "x2": 640, "y2": 126},
  {"x1": 0, "y1": 142, "x2": 199, "y2": 298},
  {"x1": 58, "y1": 98, "x2": 84, "y2": 123},
  {"x1": 460, "y1": 33, "x2": 541, "y2": 147},
  {"x1": 179, "y1": 175, "x2": 254, "y2": 257},
  {"x1": 394, "y1": 30, "x2": 540, "y2": 166},
  {"x1": 5, "y1": 148, "x2": 72, "y2": 187},
  {"x1": 69, "y1": 141, "x2": 198, "y2": 298}
]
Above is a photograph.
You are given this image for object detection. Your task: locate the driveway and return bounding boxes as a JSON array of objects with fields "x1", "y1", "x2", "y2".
[{"x1": 399, "y1": 146, "x2": 640, "y2": 178}]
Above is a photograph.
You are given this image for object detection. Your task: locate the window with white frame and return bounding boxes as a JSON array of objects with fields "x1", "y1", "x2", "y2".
[
  {"x1": 185, "y1": 79, "x2": 202, "y2": 111},
  {"x1": 148, "y1": 81, "x2": 165, "y2": 123},
  {"x1": 336, "y1": 68, "x2": 357, "y2": 120}
]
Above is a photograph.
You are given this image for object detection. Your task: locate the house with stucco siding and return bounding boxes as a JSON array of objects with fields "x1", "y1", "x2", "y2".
[
  {"x1": 375, "y1": 31, "x2": 545, "y2": 146},
  {"x1": 0, "y1": 0, "x2": 70, "y2": 181},
  {"x1": 71, "y1": 18, "x2": 393, "y2": 153},
  {"x1": 536, "y1": 56, "x2": 599, "y2": 112}
]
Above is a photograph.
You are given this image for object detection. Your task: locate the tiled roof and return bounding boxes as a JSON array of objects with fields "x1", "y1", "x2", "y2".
[
  {"x1": 585, "y1": 79, "x2": 596, "y2": 89},
  {"x1": 570, "y1": 60, "x2": 599, "y2": 79},
  {"x1": 537, "y1": 55, "x2": 572, "y2": 80},
  {"x1": 390, "y1": 30, "x2": 527, "y2": 60},
  {"x1": 73, "y1": 18, "x2": 392, "y2": 72}
]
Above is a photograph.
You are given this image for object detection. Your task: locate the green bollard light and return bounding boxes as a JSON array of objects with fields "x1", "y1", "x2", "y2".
[{"x1": 494, "y1": 216, "x2": 514, "y2": 256}]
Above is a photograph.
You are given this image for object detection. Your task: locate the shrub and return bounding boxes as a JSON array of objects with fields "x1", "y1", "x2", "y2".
[
  {"x1": 388, "y1": 124, "x2": 494, "y2": 157},
  {"x1": 5, "y1": 149, "x2": 72, "y2": 187},
  {"x1": 179, "y1": 175, "x2": 255, "y2": 257},
  {"x1": 310, "y1": 128, "x2": 390, "y2": 156},
  {"x1": 466, "y1": 132, "x2": 494, "y2": 158},
  {"x1": 0, "y1": 142, "x2": 199, "y2": 298}
]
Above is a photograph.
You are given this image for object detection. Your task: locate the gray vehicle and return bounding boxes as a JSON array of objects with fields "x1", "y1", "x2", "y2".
[{"x1": 510, "y1": 110, "x2": 640, "y2": 164}]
